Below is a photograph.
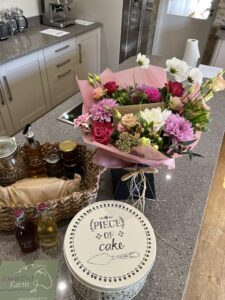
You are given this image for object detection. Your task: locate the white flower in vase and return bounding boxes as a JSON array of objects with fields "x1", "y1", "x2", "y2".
[
  {"x1": 140, "y1": 107, "x2": 171, "y2": 132},
  {"x1": 166, "y1": 57, "x2": 189, "y2": 82},
  {"x1": 188, "y1": 68, "x2": 203, "y2": 84},
  {"x1": 136, "y1": 53, "x2": 150, "y2": 69}
]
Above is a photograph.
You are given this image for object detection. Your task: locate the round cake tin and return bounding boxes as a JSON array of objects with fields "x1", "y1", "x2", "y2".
[{"x1": 64, "y1": 200, "x2": 156, "y2": 300}]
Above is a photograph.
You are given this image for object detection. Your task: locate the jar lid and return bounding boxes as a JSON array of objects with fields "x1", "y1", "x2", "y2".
[
  {"x1": 0, "y1": 136, "x2": 17, "y2": 158},
  {"x1": 64, "y1": 201, "x2": 156, "y2": 291},
  {"x1": 37, "y1": 203, "x2": 47, "y2": 212},
  {"x1": 59, "y1": 141, "x2": 76, "y2": 153},
  {"x1": 45, "y1": 153, "x2": 60, "y2": 164}
]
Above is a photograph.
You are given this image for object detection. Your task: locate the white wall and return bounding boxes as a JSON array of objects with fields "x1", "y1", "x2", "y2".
[
  {"x1": 0, "y1": 0, "x2": 40, "y2": 17},
  {"x1": 152, "y1": 0, "x2": 214, "y2": 60},
  {"x1": 73, "y1": 0, "x2": 123, "y2": 71}
]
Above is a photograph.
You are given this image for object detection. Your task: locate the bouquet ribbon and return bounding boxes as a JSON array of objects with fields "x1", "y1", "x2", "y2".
[{"x1": 120, "y1": 166, "x2": 158, "y2": 212}]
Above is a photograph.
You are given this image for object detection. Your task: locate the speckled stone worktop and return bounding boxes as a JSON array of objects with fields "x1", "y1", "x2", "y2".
[
  {"x1": 0, "y1": 56, "x2": 225, "y2": 300},
  {"x1": 0, "y1": 21, "x2": 102, "y2": 65},
  {"x1": 216, "y1": 28, "x2": 225, "y2": 40}
]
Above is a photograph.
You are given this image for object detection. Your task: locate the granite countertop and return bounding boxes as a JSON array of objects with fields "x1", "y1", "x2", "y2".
[
  {"x1": 216, "y1": 28, "x2": 225, "y2": 40},
  {"x1": 0, "y1": 22, "x2": 102, "y2": 65},
  {"x1": 0, "y1": 56, "x2": 225, "y2": 300}
]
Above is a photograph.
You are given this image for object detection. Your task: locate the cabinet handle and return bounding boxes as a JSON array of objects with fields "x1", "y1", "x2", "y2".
[
  {"x1": 0, "y1": 86, "x2": 5, "y2": 105},
  {"x1": 56, "y1": 59, "x2": 71, "y2": 68},
  {"x1": 58, "y1": 69, "x2": 72, "y2": 79},
  {"x1": 55, "y1": 45, "x2": 70, "y2": 53},
  {"x1": 78, "y1": 43, "x2": 82, "y2": 64},
  {"x1": 3, "y1": 76, "x2": 13, "y2": 101}
]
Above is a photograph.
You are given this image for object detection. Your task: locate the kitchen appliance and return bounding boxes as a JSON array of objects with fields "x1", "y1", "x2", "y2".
[
  {"x1": 3, "y1": 9, "x2": 19, "y2": 35},
  {"x1": 0, "y1": 21, "x2": 9, "y2": 40},
  {"x1": 13, "y1": 8, "x2": 28, "y2": 33},
  {"x1": 41, "y1": 0, "x2": 76, "y2": 28},
  {"x1": 119, "y1": 0, "x2": 152, "y2": 63}
]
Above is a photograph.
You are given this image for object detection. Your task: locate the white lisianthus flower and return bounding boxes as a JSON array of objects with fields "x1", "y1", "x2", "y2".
[
  {"x1": 136, "y1": 53, "x2": 150, "y2": 69},
  {"x1": 165, "y1": 57, "x2": 189, "y2": 82},
  {"x1": 188, "y1": 68, "x2": 203, "y2": 84},
  {"x1": 140, "y1": 107, "x2": 171, "y2": 131}
]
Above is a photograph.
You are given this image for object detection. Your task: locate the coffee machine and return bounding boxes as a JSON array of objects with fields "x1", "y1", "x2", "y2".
[{"x1": 41, "y1": 0, "x2": 75, "y2": 28}]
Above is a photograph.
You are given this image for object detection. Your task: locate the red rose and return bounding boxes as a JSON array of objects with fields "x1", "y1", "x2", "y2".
[
  {"x1": 168, "y1": 81, "x2": 184, "y2": 97},
  {"x1": 104, "y1": 81, "x2": 119, "y2": 95},
  {"x1": 91, "y1": 121, "x2": 113, "y2": 144}
]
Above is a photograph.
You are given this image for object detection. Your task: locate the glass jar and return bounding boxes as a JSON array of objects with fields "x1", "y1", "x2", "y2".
[
  {"x1": 59, "y1": 140, "x2": 80, "y2": 179},
  {"x1": 45, "y1": 153, "x2": 64, "y2": 178},
  {"x1": 0, "y1": 136, "x2": 28, "y2": 186}
]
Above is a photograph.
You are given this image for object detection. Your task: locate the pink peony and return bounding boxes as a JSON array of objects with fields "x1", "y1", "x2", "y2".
[
  {"x1": 74, "y1": 113, "x2": 90, "y2": 128},
  {"x1": 164, "y1": 114, "x2": 194, "y2": 142}
]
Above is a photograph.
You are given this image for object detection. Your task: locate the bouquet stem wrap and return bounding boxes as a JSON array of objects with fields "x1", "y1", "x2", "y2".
[{"x1": 121, "y1": 167, "x2": 158, "y2": 212}]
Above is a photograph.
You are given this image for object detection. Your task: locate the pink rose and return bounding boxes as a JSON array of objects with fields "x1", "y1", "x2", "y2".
[
  {"x1": 91, "y1": 121, "x2": 113, "y2": 144},
  {"x1": 93, "y1": 87, "x2": 106, "y2": 100}
]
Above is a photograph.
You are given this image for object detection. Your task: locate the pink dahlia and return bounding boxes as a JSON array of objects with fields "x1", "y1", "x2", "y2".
[
  {"x1": 137, "y1": 84, "x2": 161, "y2": 102},
  {"x1": 164, "y1": 114, "x2": 194, "y2": 142},
  {"x1": 90, "y1": 98, "x2": 117, "y2": 123},
  {"x1": 145, "y1": 87, "x2": 161, "y2": 102}
]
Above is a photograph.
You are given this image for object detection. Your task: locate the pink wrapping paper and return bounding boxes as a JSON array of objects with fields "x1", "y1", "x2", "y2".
[{"x1": 77, "y1": 66, "x2": 199, "y2": 169}]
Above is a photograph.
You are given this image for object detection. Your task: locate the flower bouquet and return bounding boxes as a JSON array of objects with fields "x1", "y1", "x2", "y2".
[{"x1": 74, "y1": 54, "x2": 225, "y2": 210}]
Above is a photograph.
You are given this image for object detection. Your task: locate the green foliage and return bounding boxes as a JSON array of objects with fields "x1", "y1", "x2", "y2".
[
  {"x1": 160, "y1": 86, "x2": 171, "y2": 107},
  {"x1": 183, "y1": 99, "x2": 211, "y2": 131}
]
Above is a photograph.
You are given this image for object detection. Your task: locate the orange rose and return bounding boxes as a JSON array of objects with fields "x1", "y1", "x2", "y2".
[
  {"x1": 210, "y1": 74, "x2": 225, "y2": 92},
  {"x1": 121, "y1": 113, "x2": 138, "y2": 129}
]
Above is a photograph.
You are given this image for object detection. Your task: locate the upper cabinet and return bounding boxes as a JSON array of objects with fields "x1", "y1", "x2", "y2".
[
  {"x1": 0, "y1": 51, "x2": 51, "y2": 133},
  {"x1": 77, "y1": 28, "x2": 101, "y2": 79}
]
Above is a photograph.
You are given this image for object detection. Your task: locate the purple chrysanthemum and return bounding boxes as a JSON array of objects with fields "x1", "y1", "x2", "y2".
[
  {"x1": 90, "y1": 98, "x2": 117, "y2": 123},
  {"x1": 164, "y1": 114, "x2": 194, "y2": 142}
]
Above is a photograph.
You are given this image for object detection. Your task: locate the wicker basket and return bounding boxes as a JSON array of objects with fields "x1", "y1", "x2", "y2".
[{"x1": 0, "y1": 143, "x2": 104, "y2": 231}]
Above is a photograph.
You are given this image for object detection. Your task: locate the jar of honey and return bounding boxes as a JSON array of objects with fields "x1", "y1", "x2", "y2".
[
  {"x1": 59, "y1": 140, "x2": 79, "y2": 179},
  {"x1": 45, "y1": 153, "x2": 64, "y2": 178}
]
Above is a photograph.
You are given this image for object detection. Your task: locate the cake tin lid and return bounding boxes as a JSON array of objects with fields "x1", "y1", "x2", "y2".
[
  {"x1": 64, "y1": 201, "x2": 156, "y2": 291},
  {"x1": 0, "y1": 136, "x2": 17, "y2": 158},
  {"x1": 59, "y1": 140, "x2": 76, "y2": 152}
]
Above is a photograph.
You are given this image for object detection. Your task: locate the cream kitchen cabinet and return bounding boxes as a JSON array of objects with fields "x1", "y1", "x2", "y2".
[
  {"x1": 0, "y1": 27, "x2": 101, "y2": 136},
  {"x1": 77, "y1": 28, "x2": 101, "y2": 79},
  {"x1": 0, "y1": 51, "x2": 51, "y2": 133},
  {"x1": 44, "y1": 38, "x2": 77, "y2": 108},
  {"x1": 0, "y1": 82, "x2": 14, "y2": 136}
]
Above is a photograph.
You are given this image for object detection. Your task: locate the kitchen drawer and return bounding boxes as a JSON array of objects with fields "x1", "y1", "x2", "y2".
[
  {"x1": 44, "y1": 38, "x2": 76, "y2": 62},
  {"x1": 48, "y1": 63, "x2": 77, "y2": 107},
  {"x1": 46, "y1": 51, "x2": 76, "y2": 77}
]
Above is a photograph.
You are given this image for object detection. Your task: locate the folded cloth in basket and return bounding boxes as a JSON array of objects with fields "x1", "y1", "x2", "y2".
[{"x1": 0, "y1": 174, "x2": 81, "y2": 207}]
